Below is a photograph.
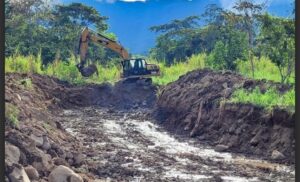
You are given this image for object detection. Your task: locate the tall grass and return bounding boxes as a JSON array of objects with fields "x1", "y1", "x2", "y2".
[
  {"x1": 236, "y1": 56, "x2": 295, "y2": 84},
  {"x1": 6, "y1": 52, "x2": 120, "y2": 84},
  {"x1": 229, "y1": 87, "x2": 295, "y2": 111},
  {"x1": 152, "y1": 54, "x2": 206, "y2": 85}
]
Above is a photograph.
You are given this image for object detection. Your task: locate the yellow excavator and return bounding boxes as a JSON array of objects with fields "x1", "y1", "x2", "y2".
[{"x1": 76, "y1": 27, "x2": 160, "y2": 82}]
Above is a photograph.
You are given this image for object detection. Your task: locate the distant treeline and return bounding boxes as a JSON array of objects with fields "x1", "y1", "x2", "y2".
[
  {"x1": 149, "y1": 0, "x2": 295, "y2": 83},
  {"x1": 5, "y1": 0, "x2": 121, "y2": 65}
]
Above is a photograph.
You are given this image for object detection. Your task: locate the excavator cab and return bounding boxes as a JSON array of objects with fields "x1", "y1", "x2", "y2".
[{"x1": 121, "y1": 59, "x2": 160, "y2": 78}]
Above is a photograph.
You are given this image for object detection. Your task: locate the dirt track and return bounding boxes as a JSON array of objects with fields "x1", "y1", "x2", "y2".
[
  {"x1": 5, "y1": 72, "x2": 295, "y2": 181},
  {"x1": 58, "y1": 107, "x2": 294, "y2": 181}
]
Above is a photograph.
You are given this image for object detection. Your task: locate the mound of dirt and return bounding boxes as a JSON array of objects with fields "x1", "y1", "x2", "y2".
[
  {"x1": 26, "y1": 73, "x2": 157, "y2": 110},
  {"x1": 154, "y1": 69, "x2": 295, "y2": 164},
  {"x1": 5, "y1": 72, "x2": 158, "y2": 181}
]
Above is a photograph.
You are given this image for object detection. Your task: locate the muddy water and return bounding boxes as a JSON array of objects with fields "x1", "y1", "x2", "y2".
[{"x1": 59, "y1": 107, "x2": 294, "y2": 182}]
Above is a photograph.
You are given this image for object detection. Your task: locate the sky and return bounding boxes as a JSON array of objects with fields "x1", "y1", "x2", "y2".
[{"x1": 62, "y1": 0, "x2": 294, "y2": 55}]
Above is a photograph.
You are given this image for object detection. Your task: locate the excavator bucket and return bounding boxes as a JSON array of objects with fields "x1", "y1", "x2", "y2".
[{"x1": 76, "y1": 63, "x2": 99, "y2": 77}]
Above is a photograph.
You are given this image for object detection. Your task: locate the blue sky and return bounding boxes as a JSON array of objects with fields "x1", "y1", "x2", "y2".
[{"x1": 62, "y1": 0, "x2": 294, "y2": 55}]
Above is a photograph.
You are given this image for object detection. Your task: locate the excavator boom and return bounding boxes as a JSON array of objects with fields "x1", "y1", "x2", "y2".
[
  {"x1": 77, "y1": 26, "x2": 160, "y2": 79},
  {"x1": 78, "y1": 27, "x2": 129, "y2": 65}
]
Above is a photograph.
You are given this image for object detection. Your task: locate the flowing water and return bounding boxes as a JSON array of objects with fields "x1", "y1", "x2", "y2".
[{"x1": 60, "y1": 107, "x2": 295, "y2": 182}]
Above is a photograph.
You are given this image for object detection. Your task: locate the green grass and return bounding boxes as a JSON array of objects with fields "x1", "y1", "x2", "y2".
[
  {"x1": 6, "y1": 53, "x2": 120, "y2": 84},
  {"x1": 152, "y1": 53, "x2": 206, "y2": 85},
  {"x1": 5, "y1": 53, "x2": 295, "y2": 111},
  {"x1": 19, "y1": 78, "x2": 33, "y2": 89},
  {"x1": 236, "y1": 56, "x2": 295, "y2": 84},
  {"x1": 229, "y1": 87, "x2": 295, "y2": 111},
  {"x1": 5, "y1": 103, "x2": 20, "y2": 127}
]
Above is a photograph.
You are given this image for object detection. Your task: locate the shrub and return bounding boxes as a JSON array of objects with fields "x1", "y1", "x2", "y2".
[
  {"x1": 229, "y1": 86, "x2": 295, "y2": 111},
  {"x1": 5, "y1": 103, "x2": 20, "y2": 127}
]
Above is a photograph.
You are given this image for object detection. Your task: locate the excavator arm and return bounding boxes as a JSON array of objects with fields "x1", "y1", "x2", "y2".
[{"x1": 77, "y1": 27, "x2": 129, "y2": 76}]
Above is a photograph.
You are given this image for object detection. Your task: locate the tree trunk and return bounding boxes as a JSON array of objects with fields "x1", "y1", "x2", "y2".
[{"x1": 249, "y1": 50, "x2": 255, "y2": 78}]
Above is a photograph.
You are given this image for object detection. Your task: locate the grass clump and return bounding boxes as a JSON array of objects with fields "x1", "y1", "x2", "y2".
[
  {"x1": 229, "y1": 87, "x2": 295, "y2": 111},
  {"x1": 19, "y1": 78, "x2": 33, "y2": 89},
  {"x1": 152, "y1": 53, "x2": 206, "y2": 85},
  {"x1": 236, "y1": 56, "x2": 295, "y2": 84},
  {"x1": 5, "y1": 103, "x2": 20, "y2": 127}
]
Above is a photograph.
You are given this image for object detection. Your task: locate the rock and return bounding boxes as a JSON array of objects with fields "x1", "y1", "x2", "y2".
[
  {"x1": 215, "y1": 144, "x2": 229, "y2": 152},
  {"x1": 68, "y1": 158, "x2": 74, "y2": 166},
  {"x1": 48, "y1": 165, "x2": 83, "y2": 182},
  {"x1": 42, "y1": 135, "x2": 51, "y2": 150},
  {"x1": 30, "y1": 134, "x2": 44, "y2": 147},
  {"x1": 74, "y1": 153, "x2": 86, "y2": 166},
  {"x1": 66, "y1": 152, "x2": 74, "y2": 159},
  {"x1": 271, "y1": 150, "x2": 285, "y2": 160},
  {"x1": 32, "y1": 154, "x2": 54, "y2": 174},
  {"x1": 5, "y1": 142, "x2": 21, "y2": 166},
  {"x1": 53, "y1": 157, "x2": 69, "y2": 166},
  {"x1": 8, "y1": 164, "x2": 31, "y2": 182},
  {"x1": 5, "y1": 175, "x2": 9, "y2": 182},
  {"x1": 24, "y1": 165, "x2": 39, "y2": 180},
  {"x1": 48, "y1": 149, "x2": 58, "y2": 158}
]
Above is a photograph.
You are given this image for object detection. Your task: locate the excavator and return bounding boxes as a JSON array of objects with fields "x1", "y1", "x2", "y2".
[{"x1": 76, "y1": 27, "x2": 160, "y2": 82}]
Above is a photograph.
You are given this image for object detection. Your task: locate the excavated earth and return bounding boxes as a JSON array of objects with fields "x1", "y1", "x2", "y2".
[{"x1": 5, "y1": 70, "x2": 295, "y2": 182}]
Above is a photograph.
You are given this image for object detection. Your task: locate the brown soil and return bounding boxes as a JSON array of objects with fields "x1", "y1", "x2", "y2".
[
  {"x1": 154, "y1": 68, "x2": 295, "y2": 164},
  {"x1": 5, "y1": 70, "x2": 295, "y2": 181}
]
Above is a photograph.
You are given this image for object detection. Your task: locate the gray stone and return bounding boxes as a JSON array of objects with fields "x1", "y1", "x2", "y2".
[
  {"x1": 42, "y1": 135, "x2": 51, "y2": 150},
  {"x1": 48, "y1": 165, "x2": 83, "y2": 182},
  {"x1": 74, "y1": 153, "x2": 86, "y2": 165},
  {"x1": 9, "y1": 164, "x2": 31, "y2": 182},
  {"x1": 30, "y1": 134, "x2": 44, "y2": 147},
  {"x1": 271, "y1": 150, "x2": 285, "y2": 160},
  {"x1": 24, "y1": 165, "x2": 39, "y2": 180},
  {"x1": 215, "y1": 144, "x2": 229, "y2": 152},
  {"x1": 5, "y1": 142, "x2": 21, "y2": 166}
]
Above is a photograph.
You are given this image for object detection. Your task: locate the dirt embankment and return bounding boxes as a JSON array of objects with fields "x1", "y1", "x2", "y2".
[
  {"x1": 5, "y1": 73, "x2": 157, "y2": 181},
  {"x1": 154, "y1": 69, "x2": 295, "y2": 164}
]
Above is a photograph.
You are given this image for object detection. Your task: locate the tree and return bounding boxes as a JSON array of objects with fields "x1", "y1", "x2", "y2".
[
  {"x1": 232, "y1": 0, "x2": 265, "y2": 78},
  {"x1": 150, "y1": 16, "x2": 201, "y2": 65},
  {"x1": 5, "y1": 2, "x2": 114, "y2": 65},
  {"x1": 207, "y1": 27, "x2": 248, "y2": 70},
  {"x1": 257, "y1": 14, "x2": 295, "y2": 83}
]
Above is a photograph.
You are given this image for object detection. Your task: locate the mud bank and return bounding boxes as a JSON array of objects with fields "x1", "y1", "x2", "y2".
[
  {"x1": 154, "y1": 69, "x2": 295, "y2": 164},
  {"x1": 5, "y1": 73, "x2": 157, "y2": 181}
]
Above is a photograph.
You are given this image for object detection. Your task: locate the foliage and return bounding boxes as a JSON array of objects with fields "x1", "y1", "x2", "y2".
[
  {"x1": 237, "y1": 56, "x2": 295, "y2": 84},
  {"x1": 149, "y1": 16, "x2": 201, "y2": 65},
  {"x1": 206, "y1": 27, "x2": 248, "y2": 70},
  {"x1": 5, "y1": 103, "x2": 20, "y2": 127},
  {"x1": 5, "y1": 1, "x2": 119, "y2": 66},
  {"x1": 229, "y1": 87, "x2": 295, "y2": 111},
  {"x1": 6, "y1": 53, "x2": 120, "y2": 84},
  {"x1": 19, "y1": 78, "x2": 33, "y2": 90},
  {"x1": 256, "y1": 13, "x2": 295, "y2": 83},
  {"x1": 152, "y1": 54, "x2": 206, "y2": 85}
]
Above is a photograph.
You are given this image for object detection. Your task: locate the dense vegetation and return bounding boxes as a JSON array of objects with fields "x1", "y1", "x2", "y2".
[
  {"x1": 150, "y1": 1, "x2": 295, "y2": 84},
  {"x1": 5, "y1": 0, "x2": 295, "y2": 109}
]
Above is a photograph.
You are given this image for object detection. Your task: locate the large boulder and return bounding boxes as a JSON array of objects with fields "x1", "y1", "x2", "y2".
[
  {"x1": 48, "y1": 165, "x2": 83, "y2": 182},
  {"x1": 8, "y1": 164, "x2": 31, "y2": 182},
  {"x1": 24, "y1": 165, "x2": 39, "y2": 180},
  {"x1": 5, "y1": 142, "x2": 21, "y2": 166}
]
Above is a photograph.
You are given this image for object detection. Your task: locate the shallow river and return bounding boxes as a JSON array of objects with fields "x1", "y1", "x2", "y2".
[{"x1": 59, "y1": 107, "x2": 295, "y2": 182}]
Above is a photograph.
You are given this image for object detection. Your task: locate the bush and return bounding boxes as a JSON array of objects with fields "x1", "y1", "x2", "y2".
[
  {"x1": 5, "y1": 103, "x2": 20, "y2": 127},
  {"x1": 229, "y1": 86, "x2": 295, "y2": 111},
  {"x1": 152, "y1": 53, "x2": 206, "y2": 85},
  {"x1": 236, "y1": 56, "x2": 295, "y2": 84}
]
